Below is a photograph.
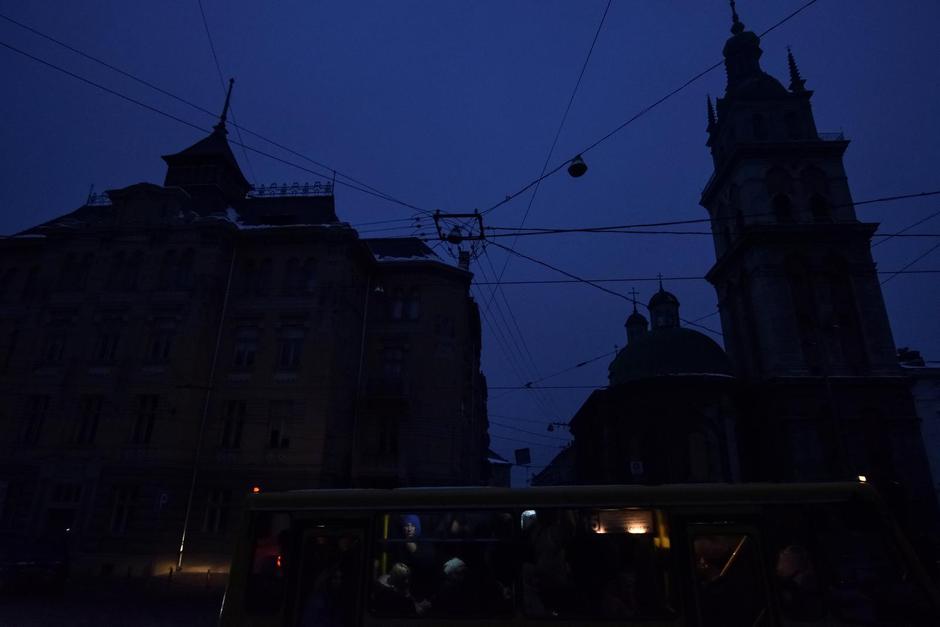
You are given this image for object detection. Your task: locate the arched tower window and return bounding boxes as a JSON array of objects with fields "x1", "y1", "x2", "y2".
[
  {"x1": 773, "y1": 194, "x2": 794, "y2": 222},
  {"x1": 810, "y1": 194, "x2": 831, "y2": 221},
  {"x1": 823, "y1": 254, "x2": 868, "y2": 374},
  {"x1": 801, "y1": 166, "x2": 831, "y2": 221},
  {"x1": 785, "y1": 255, "x2": 821, "y2": 374}
]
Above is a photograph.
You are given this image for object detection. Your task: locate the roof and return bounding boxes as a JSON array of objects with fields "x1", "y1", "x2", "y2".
[
  {"x1": 608, "y1": 326, "x2": 733, "y2": 386},
  {"x1": 365, "y1": 238, "x2": 441, "y2": 263},
  {"x1": 245, "y1": 482, "x2": 875, "y2": 512}
]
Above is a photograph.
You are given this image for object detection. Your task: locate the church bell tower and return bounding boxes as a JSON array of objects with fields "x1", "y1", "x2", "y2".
[{"x1": 700, "y1": 3, "x2": 937, "y2": 538}]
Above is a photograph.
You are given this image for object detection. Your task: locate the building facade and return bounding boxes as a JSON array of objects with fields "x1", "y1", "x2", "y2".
[
  {"x1": 701, "y1": 8, "x2": 938, "y2": 541},
  {"x1": 0, "y1": 116, "x2": 488, "y2": 574}
]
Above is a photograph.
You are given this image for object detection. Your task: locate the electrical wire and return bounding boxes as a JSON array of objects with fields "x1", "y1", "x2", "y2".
[
  {"x1": 0, "y1": 21, "x2": 430, "y2": 215},
  {"x1": 487, "y1": 240, "x2": 723, "y2": 337},
  {"x1": 880, "y1": 242, "x2": 940, "y2": 286},
  {"x1": 196, "y1": 0, "x2": 257, "y2": 182},
  {"x1": 483, "y1": 0, "x2": 822, "y2": 216},
  {"x1": 485, "y1": 0, "x2": 613, "y2": 309}
]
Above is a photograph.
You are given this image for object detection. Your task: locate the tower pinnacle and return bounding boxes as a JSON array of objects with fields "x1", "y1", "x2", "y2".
[
  {"x1": 787, "y1": 46, "x2": 807, "y2": 92},
  {"x1": 729, "y1": 0, "x2": 745, "y2": 35},
  {"x1": 214, "y1": 78, "x2": 235, "y2": 134}
]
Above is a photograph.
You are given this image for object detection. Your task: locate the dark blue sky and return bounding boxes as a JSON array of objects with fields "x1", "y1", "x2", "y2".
[{"x1": 2, "y1": 1, "x2": 938, "y2": 481}]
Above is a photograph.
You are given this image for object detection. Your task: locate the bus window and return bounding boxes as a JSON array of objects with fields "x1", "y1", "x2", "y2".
[
  {"x1": 521, "y1": 508, "x2": 675, "y2": 620},
  {"x1": 766, "y1": 500, "x2": 935, "y2": 625},
  {"x1": 245, "y1": 512, "x2": 292, "y2": 615},
  {"x1": 370, "y1": 510, "x2": 514, "y2": 619},
  {"x1": 295, "y1": 527, "x2": 363, "y2": 627},
  {"x1": 690, "y1": 530, "x2": 770, "y2": 627}
]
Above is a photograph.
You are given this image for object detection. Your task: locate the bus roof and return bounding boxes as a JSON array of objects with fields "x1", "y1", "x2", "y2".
[{"x1": 246, "y1": 482, "x2": 875, "y2": 512}]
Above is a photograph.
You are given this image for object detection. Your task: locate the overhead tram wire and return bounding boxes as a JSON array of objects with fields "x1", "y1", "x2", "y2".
[
  {"x1": 472, "y1": 259, "x2": 565, "y2": 425},
  {"x1": 880, "y1": 241, "x2": 940, "y2": 286},
  {"x1": 485, "y1": 0, "x2": 613, "y2": 310},
  {"x1": 0, "y1": 13, "x2": 430, "y2": 216},
  {"x1": 872, "y1": 208, "x2": 940, "y2": 248},
  {"x1": 482, "y1": 0, "x2": 822, "y2": 217},
  {"x1": 519, "y1": 349, "x2": 617, "y2": 389},
  {"x1": 487, "y1": 240, "x2": 723, "y2": 338},
  {"x1": 478, "y1": 246, "x2": 568, "y2": 422},
  {"x1": 0, "y1": 38, "x2": 433, "y2": 215},
  {"x1": 489, "y1": 420, "x2": 571, "y2": 442},
  {"x1": 482, "y1": 190, "x2": 940, "y2": 238},
  {"x1": 196, "y1": 0, "x2": 256, "y2": 182}
]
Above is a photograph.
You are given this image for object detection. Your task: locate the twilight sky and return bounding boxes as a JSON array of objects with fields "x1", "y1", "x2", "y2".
[{"x1": 2, "y1": 1, "x2": 939, "y2": 482}]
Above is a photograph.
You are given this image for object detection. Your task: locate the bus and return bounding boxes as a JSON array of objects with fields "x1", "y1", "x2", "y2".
[{"x1": 219, "y1": 482, "x2": 940, "y2": 626}]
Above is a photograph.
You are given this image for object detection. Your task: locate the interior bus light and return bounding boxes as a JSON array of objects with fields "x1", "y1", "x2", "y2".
[
  {"x1": 858, "y1": 475, "x2": 867, "y2": 483},
  {"x1": 275, "y1": 555, "x2": 282, "y2": 569},
  {"x1": 251, "y1": 485, "x2": 262, "y2": 494}
]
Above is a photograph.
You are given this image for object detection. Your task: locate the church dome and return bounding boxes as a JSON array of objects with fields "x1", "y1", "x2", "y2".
[
  {"x1": 648, "y1": 288, "x2": 679, "y2": 309},
  {"x1": 608, "y1": 326, "x2": 732, "y2": 386}
]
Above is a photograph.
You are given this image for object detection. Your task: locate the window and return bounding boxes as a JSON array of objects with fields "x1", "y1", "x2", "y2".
[
  {"x1": 131, "y1": 394, "x2": 158, "y2": 446},
  {"x1": 267, "y1": 400, "x2": 293, "y2": 449},
  {"x1": 518, "y1": 508, "x2": 674, "y2": 620},
  {"x1": 106, "y1": 251, "x2": 125, "y2": 290},
  {"x1": 810, "y1": 194, "x2": 831, "y2": 220},
  {"x1": 283, "y1": 257, "x2": 303, "y2": 295},
  {"x1": 110, "y1": 486, "x2": 138, "y2": 534},
  {"x1": 405, "y1": 288, "x2": 421, "y2": 320},
  {"x1": 233, "y1": 327, "x2": 259, "y2": 369},
  {"x1": 764, "y1": 500, "x2": 935, "y2": 625},
  {"x1": 203, "y1": 488, "x2": 231, "y2": 533},
  {"x1": 691, "y1": 529, "x2": 769, "y2": 627},
  {"x1": 22, "y1": 394, "x2": 49, "y2": 446},
  {"x1": 390, "y1": 289, "x2": 404, "y2": 320},
  {"x1": 382, "y1": 348, "x2": 404, "y2": 380},
  {"x1": 302, "y1": 258, "x2": 317, "y2": 293},
  {"x1": 221, "y1": 400, "x2": 245, "y2": 449},
  {"x1": 276, "y1": 328, "x2": 304, "y2": 371},
  {"x1": 94, "y1": 329, "x2": 120, "y2": 363},
  {"x1": 256, "y1": 258, "x2": 272, "y2": 296},
  {"x1": 41, "y1": 330, "x2": 67, "y2": 364},
  {"x1": 773, "y1": 193, "x2": 794, "y2": 222},
  {"x1": 2, "y1": 330, "x2": 18, "y2": 371},
  {"x1": 74, "y1": 396, "x2": 103, "y2": 445},
  {"x1": 148, "y1": 326, "x2": 174, "y2": 363},
  {"x1": 246, "y1": 513, "x2": 293, "y2": 615},
  {"x1": 372, "y1": 510, "x2": 516, "y2": 618}
]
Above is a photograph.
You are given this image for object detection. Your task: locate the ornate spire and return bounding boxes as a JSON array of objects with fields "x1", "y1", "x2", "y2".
[
  {"x1": 729, "y1": 0, "x2": 745, "y2": 35},
  {"x1": 214, "y1": 78, "x2": 235, "y2": 134},
  {"x1": 787, "y1": 46, "x2": 807, "y2": 92},
  {"x1": 707, "y1": 95, "x2": 717, "y2": 131}
]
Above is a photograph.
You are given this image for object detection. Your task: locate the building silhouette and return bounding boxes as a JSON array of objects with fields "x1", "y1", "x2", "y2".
[
  {"x1": 0, "y1": 100, "x2": 488, "y2": 574},
  {"x1": 544, "y1": 7, "x2": 938, "y2": 547}
]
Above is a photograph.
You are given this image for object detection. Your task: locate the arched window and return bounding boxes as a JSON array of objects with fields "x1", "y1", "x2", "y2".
[
  {"x1": 810, "y1": 193, "x2": 831, "y2": 221},
  {"x1": 823, "y1": 254, "x2": 867, "y2": 373},
  {"x1": 256, "y1": 258, "x2": 272, "y2": 295},
  {"x1": 784, "y1": 111, "x2": 801, "y2": 139},
  {"x1": 785, "y1": 255, "x2": 821, "y2": 374},
  {"x1": 773, "y1": 193, "x2": 794, "y2": 222},
  {"x1": 752, "y1": 113, "x2": 768, "y2": 140}
]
